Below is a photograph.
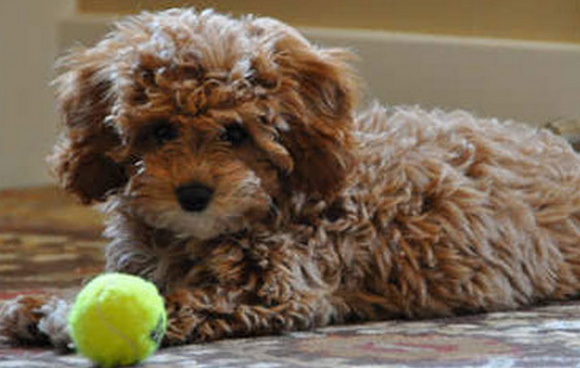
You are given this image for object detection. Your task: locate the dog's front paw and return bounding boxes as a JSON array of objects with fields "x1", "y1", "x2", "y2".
[
  {"x1": 163, "y1": 289, "x2": 205, "y2": 346},
  {"x1": 163, "y1": 288, "x2": 241, "y2": 345},
  {"x1": 0, "y1": 295, "x2": 71, "y2": 350},
  {"x1": 37, "y1": 297, "x2": 72, "y2": 350},
  {"x1": 0, "y1": 295, "x2": 50, "y2": 346},
  {"x1": 164, "y1": 310, "x2": 203, "y2": 346}
]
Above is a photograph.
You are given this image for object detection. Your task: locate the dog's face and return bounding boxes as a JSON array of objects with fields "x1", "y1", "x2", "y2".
[{"x1": 50, "y1": 9, "x2": 357, "y2": 240}]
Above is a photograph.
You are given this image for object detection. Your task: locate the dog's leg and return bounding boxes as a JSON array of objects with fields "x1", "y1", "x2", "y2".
[
  {"x1": 163, "y1": 287, "x2": 336, "y2": 345},
  {"x1": 0, "y1": 295, "x2": 71, "y2": 350}
]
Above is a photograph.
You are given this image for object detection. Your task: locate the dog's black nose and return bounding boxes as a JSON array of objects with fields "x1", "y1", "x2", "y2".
[{"x1": 175, "y1": 183, "x2": 213, "y2": 212}]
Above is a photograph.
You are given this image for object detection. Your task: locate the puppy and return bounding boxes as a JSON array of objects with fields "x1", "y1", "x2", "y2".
[{"x1": 3, "y1": 8, "x2": 580, "y2": 347}]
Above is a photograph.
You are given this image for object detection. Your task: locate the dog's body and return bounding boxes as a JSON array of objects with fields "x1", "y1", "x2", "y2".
[{"x1": 3, "y1": 8, "x2": 580, "y2": 347}]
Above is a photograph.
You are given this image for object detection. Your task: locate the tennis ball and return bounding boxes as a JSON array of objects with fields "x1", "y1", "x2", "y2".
[{"x1": 68, "y1": 273, "x2": 167, "y2": 368}]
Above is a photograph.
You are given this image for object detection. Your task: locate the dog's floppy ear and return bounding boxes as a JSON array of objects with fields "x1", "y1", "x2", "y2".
[
  {"x1": 276, "y1": 47, "x2": 357, "y2": 199},
  {"x1": 250, "y1": 18, "x2": 358, "y2": 199},
  {"x1": 49, "y1": 47, "x2": 126, "y2": 204}
]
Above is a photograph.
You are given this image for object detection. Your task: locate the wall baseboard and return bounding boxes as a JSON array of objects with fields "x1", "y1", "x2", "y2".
[{"x1": 59, "y1": 15, "x2": 580, "y2": 126}]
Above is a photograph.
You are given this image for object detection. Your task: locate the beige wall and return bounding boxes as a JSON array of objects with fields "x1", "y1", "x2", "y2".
[
  {"x1": 0, "y1": 0, "x2": 75, "y2": 189},
  {"x1": 77, "y1": 0, "x2": 580, "y2": 44}
]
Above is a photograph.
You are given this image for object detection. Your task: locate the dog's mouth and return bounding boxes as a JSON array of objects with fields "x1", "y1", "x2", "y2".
[
  {"x1": 119, "y1": 191, "x2": 274, "y2": 242},
  {"x1": 117, "y1": 165, "x2": 276, "y2": 241}
]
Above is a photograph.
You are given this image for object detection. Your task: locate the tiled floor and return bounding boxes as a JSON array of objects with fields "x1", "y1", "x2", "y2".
[{"x1": 2, "y1": 187, "x2": 580, "y2": 368}]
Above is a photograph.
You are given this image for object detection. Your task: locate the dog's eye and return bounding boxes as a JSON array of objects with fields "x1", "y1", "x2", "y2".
[
  {"x1": 220, "y1": 123, "x2": 249, "y2": 145},
  {"x1": 152, "y1": 121, "x2": 179, "y2": 145}
]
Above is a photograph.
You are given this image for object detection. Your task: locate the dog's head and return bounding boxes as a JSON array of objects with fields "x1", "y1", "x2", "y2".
[{"x1": 50, "y1": 9, "x2": 358, "y2": 240}]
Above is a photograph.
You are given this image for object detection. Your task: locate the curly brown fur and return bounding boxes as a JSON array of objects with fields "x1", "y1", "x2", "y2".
[{"x1": 4, "y1": 8, "x2": 580, "y2": 347}]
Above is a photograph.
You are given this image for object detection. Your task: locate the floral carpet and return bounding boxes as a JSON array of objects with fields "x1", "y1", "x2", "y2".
[{"x1": 2, "y1": 187, "x2": 580, "y2": 368}]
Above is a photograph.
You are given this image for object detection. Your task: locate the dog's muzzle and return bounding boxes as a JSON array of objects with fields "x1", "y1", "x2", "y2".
[{"x1": 175, "y1": 183, "x2": 213, "y2": 212}]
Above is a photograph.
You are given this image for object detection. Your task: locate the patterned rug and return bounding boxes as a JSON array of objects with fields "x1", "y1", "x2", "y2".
[{"x1": 2, "y1": 186, "x2": 580, "y2": 368}]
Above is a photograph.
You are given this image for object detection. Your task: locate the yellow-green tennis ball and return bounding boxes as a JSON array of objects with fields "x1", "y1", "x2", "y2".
[{"x1": 68, "y1": 273, "x2": 167, "y2": 368}]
